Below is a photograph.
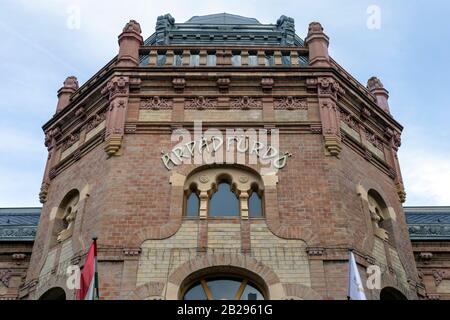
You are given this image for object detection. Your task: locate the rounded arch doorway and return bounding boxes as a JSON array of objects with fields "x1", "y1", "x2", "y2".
[
  {"x1": 39, "y1": 287, "x2": 66, "y2": 300},
  {"x1": 380, "y1": 287, "x2": 408, "y2": 300},
  {"x1": 180, "y1": 266, "x2": 267, "y2": 300}
]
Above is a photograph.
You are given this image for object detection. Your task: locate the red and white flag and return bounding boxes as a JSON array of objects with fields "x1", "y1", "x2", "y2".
[{"x1": 76, "y1": 238, "x2": 99, "y2": 300}]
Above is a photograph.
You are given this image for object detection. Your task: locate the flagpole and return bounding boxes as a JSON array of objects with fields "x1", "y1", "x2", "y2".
[{"x1": 92, "y1": 236, "x2": 100, "y2": 300}]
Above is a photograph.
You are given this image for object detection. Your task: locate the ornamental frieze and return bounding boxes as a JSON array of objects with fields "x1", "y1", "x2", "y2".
[
  {"x1": 364, "y1": 129, "x2": 383, "y2": 151},
  {"x1": 185, "y1": 97, "x2": 217, "y2": 110},
  {"x1": 274, "y1": 97, "x2": 308, "y2": 110},
  {"x1": 0, "y1": 226, "x2": 37, "y2": 241},
  {"x1": 339, "y1": 109, "x2": 359, "y2": 131},
  {"x1": 61, "y1": 131, "x2": 80, "y2": 151},
  {"x1": 230, "y1": 96, "x2": 262, "y2": 110},
  {"x1": 408, "y1": 224, "x2": 450, "y2": 239},
  {"x1": 85, "y1": 111, "x2": 106, "y2": 133},
  {"x1": 141, "y1": 96, "x2": 173, "y2": 110}
]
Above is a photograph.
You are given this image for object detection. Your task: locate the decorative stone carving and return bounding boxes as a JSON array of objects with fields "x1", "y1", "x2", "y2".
[
  {"x1": 276, "y1": 15, "x2": 295, "y2": 45},
  {"x1": 155, "y1": 14, "x2": 175, "y2": 45},
  {"x1": 360, "y1": 107, "x2": 371, "y2": 120},
  {"x1": 123, "y1": 248, "x2": 142, "y2": 257},
  {"x1": 238, "y1": 176, "x2": 249, "y2": 183},
  {"x1": 75, "y1": 106, "x2": 86, "y2": 119},
  {"x1": 432, "y1": 270, "x2": 450, "y2": 286},
  {"x1": 0, "y1": 227, "x2": 37, "y2": 241},
  {"x1": 419, "y1": 252, "x2": 433, "y2": 261},
  {"x1": 408, "y1": 225, "x2": 450, "y2": 239},
  {"x1": 101, "y1": 76, "x2": 129, "y2": 100},
  {"x1": 55, "y1": 192, "x2": 79, "y2": 243},
  {"x1": 310, "y1": 124, "x2": 322, "y2": 134},
  {"x1": 318, "y1": 77, "x2": 344, "y2": 99},
  {"x1": 172, "y1": 78, "x2": 186, "y2": 92},
  {"x1": 323, "y1": 135, "x2": 342, "y2": 157},
  {"x1": 339, "y1": 110, "x2": 359, "y2": 131},
  {"x1": 393, "y1": 131, "x2": 402, "y2": 151},
  {"x1": 0, "y1": 270, "x2": 11, "y2": 287},
  {"x1": 274, "y1": 97, "x2": 308, "y2": 110},
  {"x1": 39, "y1": 182, "x2": 50, "y2": 204},
  {"x1": 306, "y1": 247, "x2": 324, "y2": 256},
  {"x1": 261, "y1": 78, "x2": 274, "y2": 92},
  {"x1": 216, "y1": 77, "x2": 230, "y2": 92},
  {"x1": 62, "y1": 131, "x2": 80, "y2": 151},
  {"x1": 230, "y1": 96, "x2": 262, "y2": 110},
  {"x1": 365, "y1": 129, "x2": 383, "y2": 151},
  {"x1": 141, "y1": 96, "x2": 173, "y2": 110},
  {"x1": 12, "y1": 254, "x2": 26, "y2": 265},
  {"x1": 185, "y1": 97, "x2": 217, "y2": 110},
  {"x1": 85, "y1": 111, "x2": 106, "y2": 133},
  {"x1": 57, "y1": 206, "x2": 77, "y2": 243}
]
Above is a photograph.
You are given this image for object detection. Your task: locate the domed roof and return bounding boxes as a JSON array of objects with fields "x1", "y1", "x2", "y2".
[{"x1": 185, "y1": 13, "x2": 260, "y2": 25}]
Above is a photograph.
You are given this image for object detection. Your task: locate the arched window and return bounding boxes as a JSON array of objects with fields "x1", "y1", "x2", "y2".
[
  {"x1": 183, "y1": 166, "x2": 265, "y2": 219},
  {"x1": 52, "y1": 189, "x2": 79, "y2": 246},
  {"x1": 185, "y1": 187, "x2": 200, "y2": 217},
  {"x1": 368, "y1": 189, "x2": 396, "y2": 246},
  {"x1": 248, "y1": 185, "x2": 263, "y2": 218},
  {"x1": 184, "y1": 277, "x2": 265, "y2": 300},
  {"x1": 209, "y1": 182, "x2": 240, "y2": 217}
]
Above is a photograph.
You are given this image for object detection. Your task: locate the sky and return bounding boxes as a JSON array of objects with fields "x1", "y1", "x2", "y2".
[{"x1": 0, "y1": 0, "x2": 449, "y2": 207}]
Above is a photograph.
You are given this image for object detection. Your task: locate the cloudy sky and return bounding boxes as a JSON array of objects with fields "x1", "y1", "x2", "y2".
[{"x1": 0, "y1": 0, "x2": 449, "y2": 207}]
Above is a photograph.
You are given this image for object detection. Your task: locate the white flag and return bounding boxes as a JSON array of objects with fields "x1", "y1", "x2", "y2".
[{"x1": 347, "y1": 251, "x2": 367, "y2": 300}]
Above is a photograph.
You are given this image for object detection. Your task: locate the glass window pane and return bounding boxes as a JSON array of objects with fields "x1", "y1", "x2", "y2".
[
  {"x1": 248, "y1": 55, "x2": 257, "y2": 66},
  {"x1": 190, "y1": 54, "x2": 200, "y2": 66},
  {"x1": 248, "y1": 192, "x2": 262, "y2": 217},
  {"x1": 265, "y1": 55, "x2": 274, "y2": 66},
  {"x1": 184, "y1": 283, "x2": 207, "y2": 300},
  {"x1": 282, "y1": 55, "x2": 291, "y2": 65},
  {"x1": 157, "y1": 54, "x2": 166, "y2": 66},
  {"x1": 231, "y1": 55, "x2": 241, "y2": 66},
  {"x1": 209, "y1": 183, "x2": 239, "y2": 217},
  {"x1": 207, "y1": 54, "x2": 216, "y2": 66},
  {"x1": 207, "y1": 279, "x2": 241, "y2": 300},
  {"x1": 173, "y1": 54, "x2": 183, "y2": 66},
  {"x1": 240, "y1": 282, "x2": 264, "y2": 300},
  {"x1": 186, "y1": 192, "x2": 199, "y2": 217}
]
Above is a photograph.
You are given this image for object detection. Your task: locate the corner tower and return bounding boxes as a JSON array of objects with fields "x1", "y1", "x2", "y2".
[{"x1": 23, "y1": 13, "x2": 420, "y2": 300}]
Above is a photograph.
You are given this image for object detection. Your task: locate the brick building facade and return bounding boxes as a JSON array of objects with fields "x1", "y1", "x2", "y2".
[{"x1": 11, "y1": 13, "x2": 428, "y2": 300}]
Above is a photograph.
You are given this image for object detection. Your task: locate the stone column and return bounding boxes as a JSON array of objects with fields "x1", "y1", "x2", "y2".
[
  {"x1": 385, "y1": 128, "x2": 406, "y2": 203},
  {"x1": 39, "y1": 126, "x2": 62, "y2": 203},
  {"x1": 307, "y1": 248, "x2": 327, "y2": 299},
  {"x1": 101, "y1": 76, "x2": 130, "y2": 156},
  {"x1": 117, "y1": 20, "x2": 143, "y2": 67},
  {"x1": 120, "y1": 248, "x2": 141, "y2": 298},
  {"x1": 308, "y1": 77, "x2": 344, "y2": 157},
  {"x1": 305, "y1": 22, "x2": 330, "y2": 67},
  {"x1": 56, "y1": 76, "x2": 79, "y2": 113}
]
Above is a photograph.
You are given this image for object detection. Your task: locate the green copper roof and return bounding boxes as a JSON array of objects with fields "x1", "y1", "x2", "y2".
[
  {"x1": 186, "y1": 13, "x2": 260, "y2": 25},
  {"x1": 0, "y1": 207, "x2": 41, "y2": 242},
  {"x1": 144, "y1": 13, "x2": 303, "y2": 46},
  {"x1": 405, "y1": 207, "x2": 450, "y2": 241}
]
